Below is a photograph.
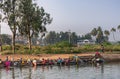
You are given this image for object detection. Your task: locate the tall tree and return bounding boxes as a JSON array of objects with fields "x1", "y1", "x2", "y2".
[
  {"x1": 19, "y1": 0, "x2": 52, "y2": 50},
  {"x1": 45, "y1": 31, "x2": 56, "y2": 44},
  {"x1": 0, "y1": 13, "x2": 2, "y2": 51},
  {"x1": 81, "y1": 33, "x2": 92, "y2": 40},
  {"x1": 1, "y1": 0, "x2": 20, "y2": 54},
  {"x1": 96, "y1": 27, "x2": 104, "y2": 43},
  {"x1": 90, "y1": 28, "x2": 97, "y2": 41},
  {"x1": 70, "y1": 32, "x2": 78, "y2": 44},
  {"x1": 91, "y1": 27, "x2": 106, "y2": 43},
  {"x1": 118, "y1": 25, "x2": 120, "y2": 32},
  {"x1": 45, "y1": 31, "x2": 78, "y2": 45},
  {"x1": 104, "y1": 30, "x2": 110, "y2": 41},
  {"x1": 111, "y1": 28, "x2": 116, "y2": 41}
]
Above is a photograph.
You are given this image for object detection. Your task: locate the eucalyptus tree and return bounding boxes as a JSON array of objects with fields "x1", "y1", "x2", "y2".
[
  {"x1": 104, "y1": 30, "x2": 110, "y2": 41},
  {"x1": 0, "y1": 14, "x2": 2, "y2": 51},
  {"x1": 111, "y1": 28, "x2": 116, "y2": 41},
  {"x1": 18, "y1": 0, "x2": 52, "y2": 50},
  {"x1": 0, "y1": 0, "x2": 21, "y2": 53}
]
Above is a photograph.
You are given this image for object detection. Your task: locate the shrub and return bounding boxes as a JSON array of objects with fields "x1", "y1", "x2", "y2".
[
  {"x1": 2, "y1": 45, "x2": 11, "y2": 50},
  {"x1": 1, "y1": 50, "x2": 12, "y2": 55},
  {"x1": 54, "y1": 41, "x2": 71, "y2": 48}
]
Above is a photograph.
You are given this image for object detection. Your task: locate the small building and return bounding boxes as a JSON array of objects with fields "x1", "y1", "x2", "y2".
[{"x1": 77, "y1": 39, "x2": 95, "y2": 46}]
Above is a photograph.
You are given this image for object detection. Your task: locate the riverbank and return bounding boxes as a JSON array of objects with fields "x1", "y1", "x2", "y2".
[{"x1": 0, "y1": 53, "x2": 120, "y2": 62}]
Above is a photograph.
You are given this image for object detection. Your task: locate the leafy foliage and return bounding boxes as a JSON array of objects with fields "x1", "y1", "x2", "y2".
[
  {"x1": 18, "y1": 0, "x2": 52, "y2": 50},
  {"x1": 45, "y1": 31, "x2": 92, "y2": 45}
]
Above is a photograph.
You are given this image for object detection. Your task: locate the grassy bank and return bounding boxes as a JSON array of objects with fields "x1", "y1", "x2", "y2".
[{"x1": 0, "y1": 43, "x2": 120, "y2": 55}]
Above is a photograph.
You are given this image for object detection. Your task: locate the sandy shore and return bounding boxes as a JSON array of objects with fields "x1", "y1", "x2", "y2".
[
  {"x1": 0, "y1": 53, "x2": 120, "y2": 62},
  {"x1": 0, "y1": 53, "x2": 93, "y2": 61}
]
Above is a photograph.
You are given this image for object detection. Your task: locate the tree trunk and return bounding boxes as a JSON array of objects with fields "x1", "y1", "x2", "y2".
[
  {"x1": 112, "y1": 33, "x2": 115, "y2": 41},
  {"x1": 0, "y1": 36, "x2": 2, "y2": 52},
  {"x1": 0, "y1": 25, "x2": 2, "y2": 52},
  {"x1": 0, "y1": 43, "x2": 2, "y2": 52},
  {"x1": 28, "y1": 35, "x2": 32, "y2": 51},
  {"x1": 12, "y1": 33, "x2": 15, "y2": 54}
]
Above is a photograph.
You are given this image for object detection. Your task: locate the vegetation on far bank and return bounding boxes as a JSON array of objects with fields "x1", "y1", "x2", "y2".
[{"x1": 1, "y1": 41, "x2": 120, "y2": 55}]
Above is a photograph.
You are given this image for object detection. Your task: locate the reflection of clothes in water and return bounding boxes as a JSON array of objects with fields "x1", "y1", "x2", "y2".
[{"x1": 5, "y1": 61, "x2": 10, "y2": 67}]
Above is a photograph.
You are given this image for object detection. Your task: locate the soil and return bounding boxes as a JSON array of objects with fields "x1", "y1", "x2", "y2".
[{"x1": 0, "y1": 53, "x2": 120, "y2": 62}]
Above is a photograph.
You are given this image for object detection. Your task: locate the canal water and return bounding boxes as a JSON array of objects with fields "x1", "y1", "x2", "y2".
[{"x1": 0, "y1": 62, "x2": 120, "y2": 79}]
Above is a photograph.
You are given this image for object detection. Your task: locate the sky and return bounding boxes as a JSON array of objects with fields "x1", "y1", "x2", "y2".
[{"x1": 1, "y1": 0, "x2": 120, "y2": 41}]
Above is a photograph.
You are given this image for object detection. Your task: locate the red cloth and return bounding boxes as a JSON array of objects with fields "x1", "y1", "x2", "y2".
[
  {"x1": 95, "y1": 52, "x2": 101, "y2": 57},
  {"x1": 5, "y1": 61, "x2": 10, "y2": 67}
]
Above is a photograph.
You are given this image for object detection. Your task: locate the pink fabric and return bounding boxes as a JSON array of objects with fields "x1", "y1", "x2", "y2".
[
  {"x1": 95, "y1": 52, "x2": 101, "y2": 57},
  {"x1": 95, "y1": 52, "x2": 99, "y2": 55},
  {"x1": 5, "y1": 61, "x2": 10, "y2": 67}
]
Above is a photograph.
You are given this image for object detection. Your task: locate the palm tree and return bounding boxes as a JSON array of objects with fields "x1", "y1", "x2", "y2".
[
  {"x1": 90, "y1": 28, "x2": 97, "y2": 41},
  {"x1": 111, "y1": 28, "x2": 116, "y2": 41},
  {"x1": 104, "y1": 30, "x2": 110, "y2": 41},
  {"x1": 96, "y1": 26, "x2": 104, "y2": 43},
  {"x1": 118, "y1": 25, "x2": 120, "y2": 32}
]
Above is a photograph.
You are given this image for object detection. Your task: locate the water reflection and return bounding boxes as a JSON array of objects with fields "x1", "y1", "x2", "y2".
[
  {"x1": 96, "y1": 63, "x2": 104, "y2": 73},
  {"x1": 28, "y1": 67, "x2": 32, "y2": 79},
  {"x1": 12, "y1": 68, "x2": 15, "y2": 79},
  {"x1": 1, "y1": 63, "x2": 120, "y2": 79},
  {"x1": 0, "y1": 69, "x2": 1, "y2": 79}
]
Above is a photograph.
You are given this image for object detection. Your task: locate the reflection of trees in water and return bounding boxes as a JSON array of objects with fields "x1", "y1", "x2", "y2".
[
  {"x1": 58, "y1": 65, "x2": 62, "y2": 71},
  {"x1": 57, "y1": 65, "x2": 71, "y2": 72},
  {"x1": 20, "y1": 67, "x2": 22, "y2": 77},
  {"x1": 11, "y1": 67, "x2": 32, "y2": 79},
  {"x1": 41, "y1": 65, "x2": 53, "y2": 72},
  {"x1": 29, "y1": 67, "x2": 32, "y2": 79},
  {"x1": 93, "y1": 62, "x2": 104, "y2": 74},
  {"x1": 12, "y1": 68, "x2": 15, "y2": 79},
  {"x1": 95, "y1": 63, "x2": 104, "y2": 73},
  {"x1": 1, "y1": 64, "x2": 105, "y2": 79},
  {"x1": 0, "y1": 69, "x2": 1, "y2": 79},
  {"x1": 101, "y1": 63, "x2": 104, "y2": 73}
]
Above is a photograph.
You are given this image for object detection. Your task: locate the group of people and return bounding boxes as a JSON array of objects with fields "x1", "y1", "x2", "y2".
[
  {"x1": 0, "y1": 45, "x2": 105, "y2": 68},
  {"x1": 0, "y1": 55, "x2": 86, "y2": 68},
  {"x1": 30, "y1": 56, "x2": 83, "y2": 67}
]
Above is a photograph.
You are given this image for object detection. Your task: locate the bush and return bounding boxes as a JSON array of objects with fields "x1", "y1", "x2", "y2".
[
  {"x1": 102, "y1": 42, "x2": 112, "y2": 46},
  {"x1": 54, "y1": 41, "x2": 71, "y2": 48},
  {"x1": 2, "y1": 45, "x2": 11, "y2": 50}
]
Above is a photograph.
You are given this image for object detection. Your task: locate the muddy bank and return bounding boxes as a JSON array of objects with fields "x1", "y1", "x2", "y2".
[
  {"x1": 0, "y1": 53, "x2": 120, "y2": 62},
  {"x1": 102, "y1": 54, "x2": 120, "y2": 62}
]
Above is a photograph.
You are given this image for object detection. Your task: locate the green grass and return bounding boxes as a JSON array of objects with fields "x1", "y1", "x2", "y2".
[{"x1": 0, "y1": 44, "x2": 120, "y2": 55}]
